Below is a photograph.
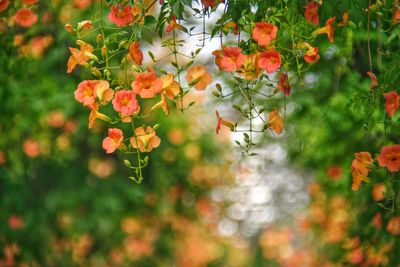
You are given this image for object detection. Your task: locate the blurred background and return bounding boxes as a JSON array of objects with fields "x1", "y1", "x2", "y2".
[{"x1": 1, "y1": 0, "x2": 400, "y2": 266}]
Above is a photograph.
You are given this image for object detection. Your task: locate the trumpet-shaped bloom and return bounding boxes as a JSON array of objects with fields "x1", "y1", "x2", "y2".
[
  {"x1": 74, "y1": 80, "x2": 113, "y2": 108},
  {"x1": 161, "y1": 73, "x2": 180, "y2": 99},
  {"x1": 367, "y1": 71, "x2": 378, "y2": 90},
  {"x1": 127, "y1": 42, "x2": 143, "y2": 65},
  {"x1": 351, "y1": 152, "x2": 373, "y2": 191},
  {"x1": 67, "y1": 42, "x2": 94, "y2": 73},
  {"x1": 108, "y1": 4, "x2": 133, "y2": 27},
  {"x1": 252, "y1": 22, "x2": 278, "y2": 47},
  {"x1": 130, "y1": 126, "x2": 161, "y2": 152},
  {"x1": 14, "y1": 8, "x2": 38, "y2": 28},
  {"x1": 377, "y1": 145, "x2": 400, "y2": 172},
  {"x1": 312, "y1": 17, "x2": 336, "y2": 43},
  {"x1": 383, "y1": 91, "x2": 399, "y2": 117},
  {"x1": 304, "y1": 1, "x2": 320, "y2": 26},
  {"x1": 268, "y1": 110, "x2": 284, "y2": 134},
  {"x1": 112, "y1": 90, "x2": 140, "y2": 117},
  {"x1": 302, "y1": 43, "x2": 320, "y2": 64},
  {"x1": 337, "y1": 11, "x2": 350, "y2": 27},
  {"x1": 237, "y1": 54, "x2": 262, "y2": 80},
  {"x1": 213, "y1": 46, "x2": 244, "y2": 72},
  {"x1": 0, "y1": 0, "x2": 10, "y2": 12},
  {"x1": 256, "y1": 50, "x2": 281, "y2": 74},
  {"x1": 185, "y1": 65, "x2": 212, "y2": 90},
  {"x1": 131, "y1": 70, "x2": 163, "y2": 98},
  {"x1": 277, "y1": 73, "x2": 290, "y2": 96},
  {"x1": 102, "y1": 128, "x2": 123, "y2": 154},
  {"x1": 166, "y1": 15, "x2": 185, "y2": 32},
  {"x1": 216, "y1": 111, "x2": 234, "y2": 134},
  {"x1": 88, "y1": 104, "x2": 111, "y2": 129}
]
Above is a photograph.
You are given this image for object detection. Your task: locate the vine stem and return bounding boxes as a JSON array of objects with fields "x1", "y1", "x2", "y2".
[
  {"x1": 367, "y1": 0, "x2": 373, "y2": 72},
  {"x1": 100, "y1": 0, "x2": 109, "y2": 69}
]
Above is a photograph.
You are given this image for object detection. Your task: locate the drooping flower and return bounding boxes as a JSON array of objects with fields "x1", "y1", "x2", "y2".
[
  {"x1": 130, "y1": 126, "x2": 161, "y2": 152},
  {"x1": 185, "y1": 65, "x2": 212, "y2": 90},
  {"x1": 312, "y1": 17, "x2": 336, "y2": 43},
  {"x1": 302, "y1": 42, "x2": 320, "y2": 64},
  {"x1": 131, "y1": 70, "x2": 163, "y2": 98},
  {"x1": 367, "y1": 71, "x2": 378, "y2": 90},
  {"x1": 277, "y1": 73, "x2": 290, "y2": 96},
  {"x1": 88, "y1": 104, "x2": 111, "y2": 129},
  {"x1": 351, "y1": 152, "x2": 373, "y2": 191},
  {"x1": 127, "y1": 42, "x2": 143, "y2": 65},
  {"x1": 337, "y1": 11, "x2": 350, "y2": 27},
  {"x1": 112, "y1": 90, "x2": 140, "y2": 117},
  {"x1": 256, "y1": 50, "x2": 281, "y2": 74},
  {"x1": 377, "y1": 144, "x2": 400, "y2": 172},
  {"x1": 74, "y1": 80, "x2": 113, "y2": 108},
  {"x1": 166, "y1": 15, "x2": 185, "y2": 32},
  {"x1": 252, "y1": 22, "x2": 278, "y2": 47},
  {"x1": 151, "y1": 94, "x2": 169, "y2": 115},
  {"x1": 383, "y1": 91, "x2": 399, "y2": 117},
  {"x1": 213, "y1": 46, "x2": 245, "y2": 72},
  {"x1": 14, "y1": 8, "x2": 38, "y2": 28},
  {"x1": 160, "y1": 73, "x2": 180, "y2": 99},
  {"x1": 268, "y1": 110, "x2": 284, "y2": 134},
  {"x1": 108, "y1": 4, "x2": 133, "y2": 27},
  {"x1": 304, "y1": 1, "x2": 320, "y2": 26},
  {"x1": 67, "y1": 41, "x2": 95, "y2": 73},
  {"x1": 387, "y1": 216, "x2": 400, "y2": 236},
  {"x1": 215, "y1": 111, "x2": 234, "y2": 134},
  {"x1": 237, "y1": 54, "x2": 262, "y2": 80},
  {"x1": 102, "y1": 128, "x2": 123, "y2": 154}
]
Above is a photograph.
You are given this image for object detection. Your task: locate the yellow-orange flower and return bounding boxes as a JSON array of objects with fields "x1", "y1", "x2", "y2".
[
  {"x1": 237, "y1": 54, "x2": 262, "y2": 80},
  {"x1": 88, "y1": 104, "x2": 111, "y2": 129},
  {"x1": 351, "y1": 152, "x2": 373, "y2": 191},
  {"x1": 337, "y1": 11, "x2": 349, "y2": 27},
  {"x1": 268, "y1": 110, "x2": 284, "y2": 135},
  {"x1": 161, "y1": 73, "x2": 180, "y2": 99},
  {"x1": 185, "y1": 65, "x2": 212, "y2": 90},
  {"x1": 302, "y1": 42, "x2": 320, "y2": 64},
  {"x1": 67, "y1": 41, "x2": 95, "y2": 73},
  {"x1": 127, "y1": 42, "x2": 143, "y2": 65},
  {"x1": 312, "y1": 17, "x2": 336, "y2": 43},
  {"x1": 387, "y1": 216, "x2": 400, "y2": 236},
  {"x1": 130, "y1": 126, "x2": 161, "y2": 152}
]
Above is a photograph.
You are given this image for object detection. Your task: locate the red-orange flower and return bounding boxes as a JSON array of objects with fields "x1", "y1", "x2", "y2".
[
  {"x1": 127, "y1": 42, "x2": 143, "y2": 65},
  {"x1": 130, "y1": 126, "x2": 161, "y2": 152},
  {"x1": 14, "y1": 8, "x2": 38, "y2": 28},
  {"x1": 252, "y1": 22, "x2": 278, "y2": 47},
  {"x1": 131, "y1": 70, "x2": 163, "y2": 98},
  {"x1": 304, "y1": 1, "x2": 320, "y2": 26},
  {"x1": 166, "y1": 15, "x2": 185, "y2": 32},
  {"x1": 108, "y1": 4, "x2": 133, "y2": 27},
  {"x1": 0, "y1": 0, "x2": 10, "y2": 12},
  {"x1": 102, "y1": 128, "x2": 123, "y2": 154},
  {"x1": 8, "y1": 215, "x2": 24, "y2": 230},
  {"x1": 277, "y1": 73, "x2": 290, "y2": 96},
  {"x1": 67, "y1": 41, "x2": 95, "y2": 73},
  {"x1": 351, "y1": 152, "x2": 373, "y2": 191},
  {"x1": 215, "y1": 111, "x2": 234, "y2": 134},
  {"x1": 185, "y1": 65, "x2": 212, "y2": 90},
  {"x1": 202, "y1": 0, "x2": 216, "y2": 8},
  {"x1": 268, "y1": 110, "x2": 284, "y2": 134},
  {"x1": 256, "y1": 50, "x2": 281, "y2": 74},
  {"x1": 302, "y1": 42, "x2": 320, "y2": 64},
  {"x1": 393, "y1": 5, "x2": 400, "y2": 24},
  {"x1": 213, "y1": 46, "x2": 245, "y2": 72},
  {"x1": 74, "y1": 80, "x2": 113, "y2": 108},
  {"x1": 387, "y1": 216, "x2": 400, "y2": 236},
  {"x1": 377, "y1": 144, "x2": 400, "y2": 172},
  {"x1": 327, "y1": 165, "x2": 342, "y2": 180},
  {"x1": 367, "y1": 71, "x2": 378, "y2": 90},
  {"x1": 112, "y1": 90, "x2": 140, "y2": 117},
  {"x1": 312, "y1": 17, "x2": 336, "y2": 43},
  {"x1": 383, "y1": 91, "x2": 399, "y2": 117}
]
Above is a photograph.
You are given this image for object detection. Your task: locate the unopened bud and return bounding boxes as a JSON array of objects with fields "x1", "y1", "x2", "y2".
[{"x1": 65, "y1": 23, "x2": 75, "y2": 33}]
